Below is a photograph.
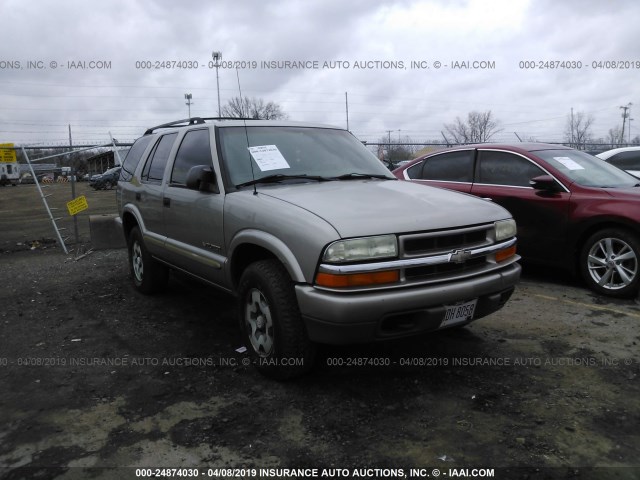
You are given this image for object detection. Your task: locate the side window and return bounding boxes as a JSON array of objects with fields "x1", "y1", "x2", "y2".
[
  {"x1": 608, "y1": 151, "x2": 640, "y2": 170},
  {"x1": 121, "y1": 135, "x2": 154, "y2": 181},
  {"x1": 405, "y1": 161, "x2": 423, "y2": 179},
  {"x1": 422, "y1": 150, "x2": 474, "y2": 182},
  {"x1": 170, "y1": 129, "x2": 213, "y2": 185},
  {"x1": 141, "y1": 133, "x2": 178, "y2": 183},
  {"x1": 477, "y1": 151, "x2": 545, "y2": 187}
]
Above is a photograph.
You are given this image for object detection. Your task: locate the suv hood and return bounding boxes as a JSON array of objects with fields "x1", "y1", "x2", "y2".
[{"x1": 259, "y1": 180, "x2": 511, "y2": 238}]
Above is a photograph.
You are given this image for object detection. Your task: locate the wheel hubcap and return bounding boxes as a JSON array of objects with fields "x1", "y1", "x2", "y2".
[
  {"x1": 132, "y1": 241, "x2": 144, "y2": 282},
  {"x1": 587, "y1": 237, "x2": 637, "y2": 290},
  {"x1": 245, "y1": 288, "x2": 274, "y2": 357}
]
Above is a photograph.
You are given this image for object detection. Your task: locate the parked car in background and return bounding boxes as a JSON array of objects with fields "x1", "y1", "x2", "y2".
[
  {"x1": 596, "y1": 146, "x2": 640, "y2": 178},
  {"x1": 19, "y1": 173, "x2": 35, "y2": 184},
  {"x1": 394, "y1": 143, "x2": 640, "y2": 297},
  {"x1": 382, "y1": 159, "x2": 412, "y2": 171},
  {"x1": 90, "y1": 166, "x2": 121, "y2": 190},
  {"x1": 0, "y1": 161, "x2": 19, "y2": 186}
]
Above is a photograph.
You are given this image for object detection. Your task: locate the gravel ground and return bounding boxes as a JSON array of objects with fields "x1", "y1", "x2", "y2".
[{"x1": 0, "y1": 246, "x2": 639, "y2": 480}]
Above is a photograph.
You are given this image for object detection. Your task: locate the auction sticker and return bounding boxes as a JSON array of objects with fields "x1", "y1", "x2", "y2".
[{"x1": 248, "y1": 145, "x2": 290, "y2": 171}]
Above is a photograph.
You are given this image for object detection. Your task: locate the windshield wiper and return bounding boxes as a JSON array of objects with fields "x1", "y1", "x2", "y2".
[
  {"x1": 236, "y1": 174, "x2": 329, "y2": 188},
  {"x1": 329, "y1": 173, "x2": 393, "y2": 181}
]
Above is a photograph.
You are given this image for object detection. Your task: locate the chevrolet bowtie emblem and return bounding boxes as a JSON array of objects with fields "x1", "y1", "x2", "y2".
[{"x1": 449, "y1": 249, "x2": 472, "y2": 264}]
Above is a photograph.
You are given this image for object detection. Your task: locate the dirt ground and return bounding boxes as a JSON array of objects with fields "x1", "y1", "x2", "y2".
[
  {"x1": 0, "y1": 183, "x2": 639, "y2": 480},
  {"x1": 0, "y1": 182, "x2": 117, "y2": 252}
]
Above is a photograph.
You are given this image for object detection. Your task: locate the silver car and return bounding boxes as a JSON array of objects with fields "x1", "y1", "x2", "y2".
[
  {"x1": 596, "y1": 146, "x2": 640, "y2": 178},
  {"x1": 117, "y1": 118, "x2": 521, "y2": 378}
]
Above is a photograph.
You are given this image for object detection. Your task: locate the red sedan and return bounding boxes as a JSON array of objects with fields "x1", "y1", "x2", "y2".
[{"x1": 394, "y1": 143, "x2": 640, "y2": 297}]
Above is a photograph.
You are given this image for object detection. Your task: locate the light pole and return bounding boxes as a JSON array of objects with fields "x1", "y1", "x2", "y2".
[
  {"x1": 620, "y1": 102, "x2": 632, "y2": 145},
  {"x1": 212, "y1": 51, "x2": 222, "y2": 117},
  {"x1": 184, "y1": 93, "x2": 193, "y2": 118}
]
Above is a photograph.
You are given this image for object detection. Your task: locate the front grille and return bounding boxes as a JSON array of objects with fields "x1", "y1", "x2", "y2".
[
  {"x1": 400, "y1": 225, "x2": 492, "y2": 257},
  {"x1": 403, "y1": 229, "x2": 487, "y2": 255},
  {"x1": 398, "y1": 224, "x2": 497, "y2": 284},
  {"x1": 405, "y1": 257, "x2": 486, "y2": 279}
]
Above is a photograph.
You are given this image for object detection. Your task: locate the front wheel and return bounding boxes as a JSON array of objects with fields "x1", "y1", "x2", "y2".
[
  {"x1": 127, "y1": 226, "x2": 169, "y2": 294},
  {"x1": 580, "y1": 228, "x2": 640, "y2": 298},
  {"x1": 237, "y1": 259, "x2": 315, "y2": 380}
]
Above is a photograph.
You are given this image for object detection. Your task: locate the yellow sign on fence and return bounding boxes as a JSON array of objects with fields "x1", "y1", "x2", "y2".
[
  {"x1": 0, "y1": 143, "x2": 17, "y2": 163},
  {"x1": 67, "y1": 195, "x2": 89, "y2": 216}
]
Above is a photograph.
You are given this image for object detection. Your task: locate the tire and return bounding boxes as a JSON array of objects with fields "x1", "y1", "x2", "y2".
[
  {"x1": 237, "y1": 259, "x2": 316, "y2": 380},
  {"x1": 127, "y1": 226, "x2": 169, "y2": 294},
  {"x1": 580, "y1": 228, "x2": 640, "y2": 298}
]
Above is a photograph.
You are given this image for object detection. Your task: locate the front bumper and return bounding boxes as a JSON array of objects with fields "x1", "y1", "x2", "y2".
[{"x1": 296, "y1": 262, "x2": 521, "y2": 344}]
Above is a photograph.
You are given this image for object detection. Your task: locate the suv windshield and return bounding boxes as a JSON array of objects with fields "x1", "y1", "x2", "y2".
[
  {"x1": 535, "y1": 149, "x2": 638, "y2": 188},
  {"x1": 217, "y1": 126, "x2": 394, "y2": 187}
]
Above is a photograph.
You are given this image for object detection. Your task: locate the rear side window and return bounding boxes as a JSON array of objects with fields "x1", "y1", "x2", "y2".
[
  {"x1": 422, "y1": 150, "x2": 474, "y2": 182},
  {"x1": 141, "y1": 133, "x2": 178, "y2": 183},
  {"x1": 170, "y1": 129, "x2": 213, "y2": 185},
  {"x1": 405, "y1": 162, "x2": 423, "y2": 179},
  {"x1": 477, "y1": 151, "x2": 544, "y2": 187},
  {"x1": 607, "y1": 151, "x2": 640, "y2": 170},
  {"x1": 120, "y1": 135, "x2": 154, "y2": 182}
]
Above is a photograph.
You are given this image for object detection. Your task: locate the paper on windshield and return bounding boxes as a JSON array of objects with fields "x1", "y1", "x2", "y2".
[
  {"x1": 553, "y1": 157, "x2": 584, "y2": 170},
  {"x1": 248, "y1": 145, "x2": 290, "y2": 171}
]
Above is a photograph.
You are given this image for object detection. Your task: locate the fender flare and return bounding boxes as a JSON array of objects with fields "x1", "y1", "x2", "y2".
[{"x1": 229, "y1": 229, "x2": 306, "y2": 283}]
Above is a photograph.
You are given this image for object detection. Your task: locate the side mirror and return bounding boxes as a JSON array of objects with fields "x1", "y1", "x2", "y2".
[
  {"x1": 186, "y1": 165, "x2": 216, "y2": 192},
  {"x1": 530, "y1": 175, "x2": 560, "y2": 193}
]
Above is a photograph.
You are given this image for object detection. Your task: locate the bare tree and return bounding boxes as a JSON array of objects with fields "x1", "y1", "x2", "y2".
[
  {"x1": 607, "y1": 126, "x2": 624, "y2": 148},
  {"x1": 444, "y1": 110, "x2": 502, "y2": 144},
  {"x1": 221, "y1": 96, "x2": 287, "y2": 120},
  {"x1": 376, "y1": 134, "x2": 420, "y2": 163},
  {"x1": 564, "y1": 111, "x2": 594, "y2": 150}
]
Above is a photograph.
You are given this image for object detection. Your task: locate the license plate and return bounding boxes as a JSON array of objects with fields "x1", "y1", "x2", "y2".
[{"x1": 441, "y1": 299, "x2": 478, "y2": 328}]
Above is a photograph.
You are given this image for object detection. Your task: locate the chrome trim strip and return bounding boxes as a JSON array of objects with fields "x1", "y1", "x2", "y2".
[
  {"x1": 163, "y1": 237, "x2": 224, "y2": 269},
  {"x1": 313, "y1": 256, "x2": 520, "y2": 293},
  {"x1": 319, "y1": 238, "x2": 516, "y2": 274}
]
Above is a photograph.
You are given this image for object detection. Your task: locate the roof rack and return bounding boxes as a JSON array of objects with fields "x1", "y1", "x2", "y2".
[{"x1": 144, "y1": 117, "x2": 255, "y2": 135}]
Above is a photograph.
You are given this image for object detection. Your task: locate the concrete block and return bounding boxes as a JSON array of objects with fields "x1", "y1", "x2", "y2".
[{"x1": 90, "y1": 214, "x2": 125, "y2": 250}]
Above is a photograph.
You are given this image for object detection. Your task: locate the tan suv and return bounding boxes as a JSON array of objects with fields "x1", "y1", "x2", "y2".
[{"x1": 117, "y1": 118, "x2": 521, "y2": 378}]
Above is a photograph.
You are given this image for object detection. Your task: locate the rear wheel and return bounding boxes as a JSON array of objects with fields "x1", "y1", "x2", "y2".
[
  {"x1": 580, "y1": 228, "x2": 640, "y2": 298},
  {"x1": 127, "y1": 226, "x2": 168, "y2": 294},
  {"x1": 237, "y1": 259, "x2": 315, "y2": 379}
]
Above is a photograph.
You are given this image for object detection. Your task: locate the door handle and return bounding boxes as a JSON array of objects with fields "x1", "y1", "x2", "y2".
[{"x1": 163, "y1": 197, "x2": 171, "y2": 207}]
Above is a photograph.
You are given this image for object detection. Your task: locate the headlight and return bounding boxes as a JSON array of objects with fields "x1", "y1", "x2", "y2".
[
  {"x1": 323, "y1": 235, "x2": 398, "y2": 263},
  {"x1": 495, "y1": 219, "x2": 517, "y2": 241}
]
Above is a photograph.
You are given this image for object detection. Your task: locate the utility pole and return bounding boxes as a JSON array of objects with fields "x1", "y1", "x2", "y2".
[
  {"x1": 570, "y1": 107, "x2": 575, "y2": 147},
  {"x1": 386, "y1": 130, "x2": 393, "y2": 161},
  {"x1": 212, "y1": 51, "x2": 222, "y2": 117},
  {"x1": 184, "y1": 93, "x2": 193, "y2": 118},
  {"x1": 345, "y1": 92, "x2": 349, "y2": 131},
  {"x1": 620, "y1": 103, "x2": 632, "y2": 145},
  {"x1": 68, "y1": 124, "x2": 80, "y2": 246}
]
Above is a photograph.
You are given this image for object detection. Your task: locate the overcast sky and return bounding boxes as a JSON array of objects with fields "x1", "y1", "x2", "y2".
[{"x1": 1, "y1": 0, "x2": 639, "y2": 148}]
